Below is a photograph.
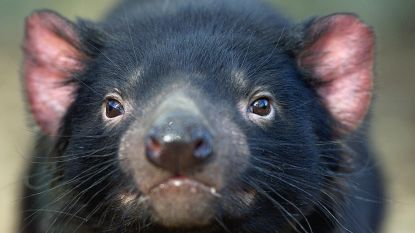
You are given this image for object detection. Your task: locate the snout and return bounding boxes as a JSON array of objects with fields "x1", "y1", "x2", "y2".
[
  {"x1": 118, "y1": 92, "x2": 251, "y2": 228},
  {"x1": 137, "y1": 94, "x2": 220, "y2": 227},
  {"x1": 145, "y1": 111, "x2": 214, "y2": 174}
]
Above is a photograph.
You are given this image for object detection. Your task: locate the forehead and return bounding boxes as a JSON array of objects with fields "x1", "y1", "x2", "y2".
[{"x1": 87, "y1": 32, "x2": 296, "y2": 98}]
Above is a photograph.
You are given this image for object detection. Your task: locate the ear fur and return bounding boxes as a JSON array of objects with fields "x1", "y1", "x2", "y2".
[
  {"x1": 297, "y1": 14, "x2": 374, "y2": 135},
  {"x1": 23, "y1": 10, "x2": 86, "y2": 136}
]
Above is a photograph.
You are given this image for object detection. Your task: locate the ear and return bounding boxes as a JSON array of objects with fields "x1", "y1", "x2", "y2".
[
  {"x1": 23, "y1": 10, "x2": 86, "y2": 136},
  {"x1": 297, "y1": 14, "x2": 374, "y2": 135}
]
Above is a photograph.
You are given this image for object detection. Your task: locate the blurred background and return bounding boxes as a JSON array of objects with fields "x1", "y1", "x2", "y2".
[{"x1": 0, "y1": 0, "x2": 414, "y2": 232}]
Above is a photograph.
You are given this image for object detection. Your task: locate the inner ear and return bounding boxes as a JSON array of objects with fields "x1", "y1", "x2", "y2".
[
  {"x1": 23, "y1": 10, "x2": 87, "y2": 137},
  {"x1": 297, "y1": 14, "x2": 374, "y2": 135}
]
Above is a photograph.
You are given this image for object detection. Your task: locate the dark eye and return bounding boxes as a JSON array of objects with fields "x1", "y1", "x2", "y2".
[
  {"x1": 249, "y1": 97, "x2": 272, "y2": 116},
  {"x1": 105, "y1": 98, "x2": 124, "y2": 118}
]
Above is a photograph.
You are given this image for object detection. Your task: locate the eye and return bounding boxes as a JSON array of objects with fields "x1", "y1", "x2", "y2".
[
  {"x1": 105, "y1": 98, "x2": 125, "y2": 118},
  {"x1": 249, "y1": 97, "x2": 272, "y2": 116}
]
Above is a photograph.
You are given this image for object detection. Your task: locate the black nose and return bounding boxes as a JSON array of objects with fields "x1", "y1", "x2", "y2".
[{"x1": 145, "y1": 113, "x2": 213, "y2": 173}]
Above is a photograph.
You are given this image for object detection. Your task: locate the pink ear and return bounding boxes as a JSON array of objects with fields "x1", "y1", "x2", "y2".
[
  {"x1": 298, "y1": 14, "x2": 374, "y2": 134},
  {"x1": 23, "y1": 10, "x2": 86, "y2": 136}
]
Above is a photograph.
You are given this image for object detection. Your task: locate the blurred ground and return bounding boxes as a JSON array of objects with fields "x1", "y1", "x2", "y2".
[{"x1": 0, "y1": 0, "x2": 414, "y2": 232}]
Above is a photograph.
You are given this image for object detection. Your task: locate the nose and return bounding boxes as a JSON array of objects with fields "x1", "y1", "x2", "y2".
[{"x1": 145, "y1": 112, "x2": 213, "y2": 173}]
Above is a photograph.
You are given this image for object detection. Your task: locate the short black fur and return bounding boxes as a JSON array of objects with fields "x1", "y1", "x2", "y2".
[{"x1": 21, "y1": 0, "x2": 384, "y2": 232}]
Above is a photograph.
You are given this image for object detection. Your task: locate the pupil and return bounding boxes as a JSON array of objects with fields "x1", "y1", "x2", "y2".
[
  {"x1": 106, "y1": 99, "x2": 123, "y2": 118},
  {"x1": 251, "y1": 98, "x2": 271, "y2": 116}
]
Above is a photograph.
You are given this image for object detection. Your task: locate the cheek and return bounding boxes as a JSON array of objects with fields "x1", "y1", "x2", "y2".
[
  {"x1": 245, "y1": 122, "x2": 323, "y2": 191},
  {"x1": 60, "y1": 113, "x2": 128, "y2": 178}
]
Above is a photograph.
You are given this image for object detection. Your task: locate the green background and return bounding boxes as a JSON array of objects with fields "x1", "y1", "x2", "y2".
[{"x1": 0, "y1": 0, "x2": 414, "y2": 232}]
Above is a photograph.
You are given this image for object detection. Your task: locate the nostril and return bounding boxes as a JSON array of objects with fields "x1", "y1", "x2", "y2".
[
  {"x1": 146, "y1": 135, "x2": 162, "y2": 162},
  {"x1": 148, "y1": 136, "x2": 162, "y2": 153},
  {"x1": 194, "y1": 139, "x2": 204, "y2": 150},
  {"x1": 192, "y1": 136, "x2": 213, "y2": 160}
]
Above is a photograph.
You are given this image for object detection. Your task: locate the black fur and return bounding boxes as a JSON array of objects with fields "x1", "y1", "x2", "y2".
[{"x1": 21, "y1": 0, "x2": 384, "y2": 232}]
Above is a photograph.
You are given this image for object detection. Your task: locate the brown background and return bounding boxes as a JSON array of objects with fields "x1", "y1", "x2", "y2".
[{"x1": 0, "y1": 0, "x2": 414, "y2": 232}]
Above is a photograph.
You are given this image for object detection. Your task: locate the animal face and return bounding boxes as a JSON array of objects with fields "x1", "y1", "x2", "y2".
[
  {"x1": 22, "y1": 2, "x2": 374, "y2": 232},
  {"x1": 62, "y1": 29, "x2": 323, "y2": 229}
]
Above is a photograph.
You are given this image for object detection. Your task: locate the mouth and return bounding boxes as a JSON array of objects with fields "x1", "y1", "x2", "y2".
[
  {"x1": 149, "y1": 176, "x2": 219, "y2": 196},
  {"x1": 146, "y1": 176, "x2": 220, "y2": 228}
]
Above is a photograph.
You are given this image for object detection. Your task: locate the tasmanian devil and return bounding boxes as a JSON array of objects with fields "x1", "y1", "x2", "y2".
[{"x1": 20, "y1": 0, "x2": 384, "y2": 232}]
